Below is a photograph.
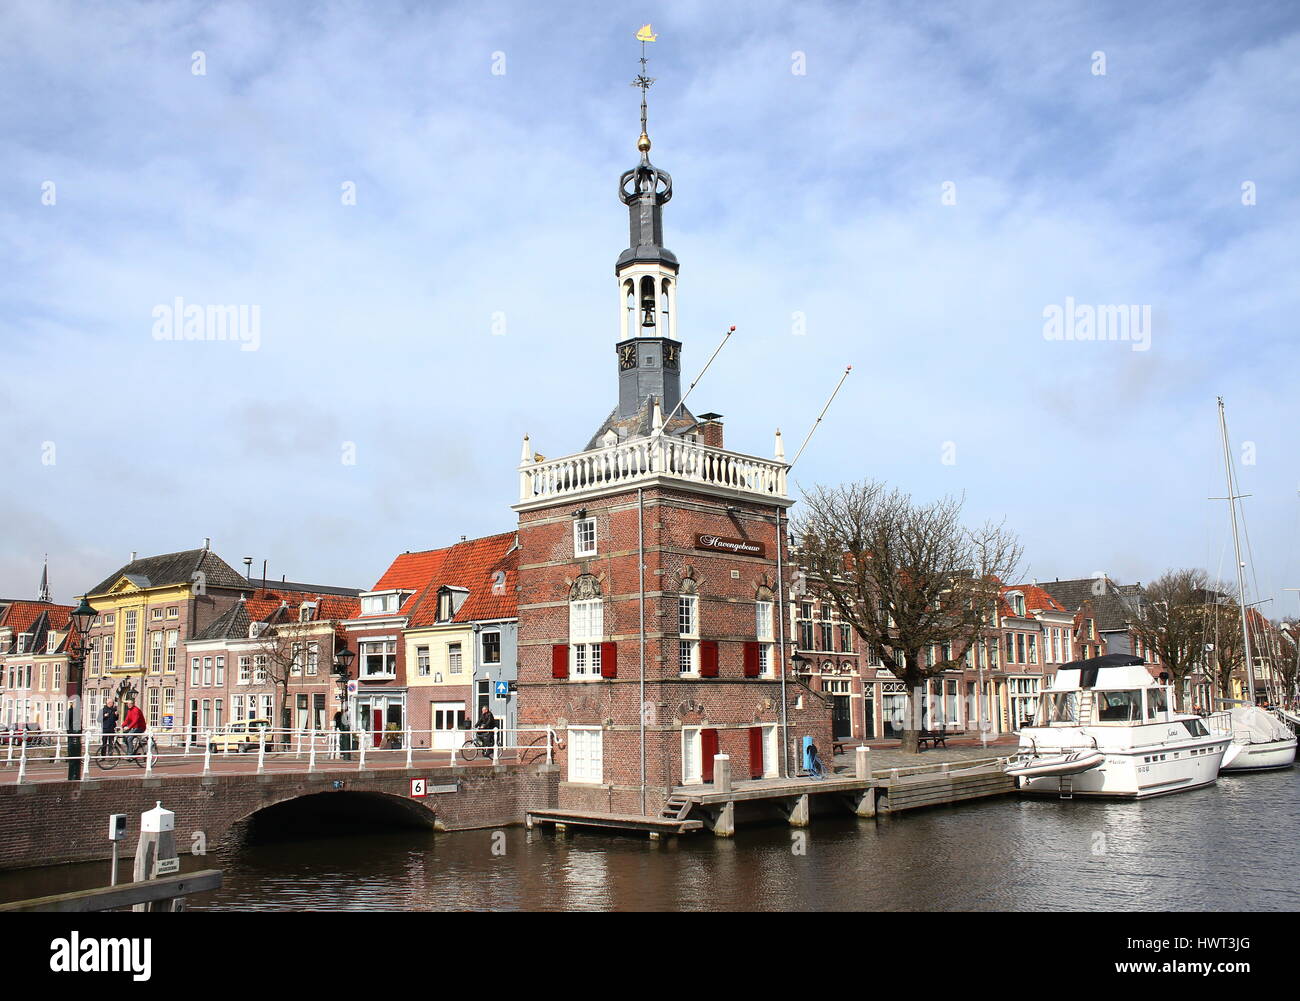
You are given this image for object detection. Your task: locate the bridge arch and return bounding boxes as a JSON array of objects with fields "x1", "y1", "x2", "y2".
[{"x1": 223, "y1": 789, "x2": 438, "y2": 848}]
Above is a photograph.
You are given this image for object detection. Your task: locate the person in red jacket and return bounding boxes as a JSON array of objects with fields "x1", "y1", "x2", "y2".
[{"x1": 121, "y1": 700, "x2": 146, "y2": 754}]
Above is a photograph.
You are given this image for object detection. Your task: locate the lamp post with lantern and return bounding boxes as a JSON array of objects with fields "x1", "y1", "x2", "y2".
[
  {"x1": 65, "y1": 596, "x2": 98, "y2": 781},
  {"x1": 333, "y1": 646, "x2": 355, "y2": 758}
]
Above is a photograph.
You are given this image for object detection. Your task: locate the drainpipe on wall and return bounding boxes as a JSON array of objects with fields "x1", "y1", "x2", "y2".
[
  {"x1": 775, "y1": 505, "x2": 789, "y2": 777},
  {"x1": 638, "y1": 487, "x2": 647, "y2": 816}
]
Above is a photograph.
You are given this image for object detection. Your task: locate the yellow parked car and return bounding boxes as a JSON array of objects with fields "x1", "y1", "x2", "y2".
[{"x1": 208, "y1": 718, "x2": 273, "y2": 753}]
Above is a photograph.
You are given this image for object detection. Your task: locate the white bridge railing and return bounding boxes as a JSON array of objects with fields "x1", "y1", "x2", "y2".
[
  {"x1": 2, "y1": 725, "x2": 556, "y2": 783},
  {"x1": 519, "y1": 435, "x2": 788, "y2": 504}
]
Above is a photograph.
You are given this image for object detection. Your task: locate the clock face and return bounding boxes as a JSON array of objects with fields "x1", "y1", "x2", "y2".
[
  {"x1": 663, "y1": 342, "x2": 679, "y2": 370},
  {"x1": 619, "y1": 344, "x2": 637, "y2": 370}
]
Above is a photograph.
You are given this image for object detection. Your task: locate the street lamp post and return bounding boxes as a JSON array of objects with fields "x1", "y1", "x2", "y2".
[
  {"x1": 65, "y1": 596, "x2": 98, "y2": 781},
  {"x1": 334, "y1": 646, "x2": 355, "y2": 758}
]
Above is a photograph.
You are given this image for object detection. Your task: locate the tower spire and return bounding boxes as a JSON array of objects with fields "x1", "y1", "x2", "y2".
[
  {"x1": 38, "y1": 554, "x2": 50, "y2": 603},
  {"x1": 633, "y1": 24, "x2": 657, "y2": 156}
]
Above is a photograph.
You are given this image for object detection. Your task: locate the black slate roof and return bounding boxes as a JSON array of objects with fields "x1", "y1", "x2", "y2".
[
  {"x1": 584, "y1": 398, "x2": 700, "y2": 453},
  {"x1": 88, "y1": 548, "x2": 248, "y2": 597},
  {"x1": 191, "y1": 602, "x2": 253, "y2": 642},
  {"x1": 1039, "y1": 577, "x2": 1140, "y2": 633}
]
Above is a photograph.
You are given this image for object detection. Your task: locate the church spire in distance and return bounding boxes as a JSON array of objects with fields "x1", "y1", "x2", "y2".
[{"x1": 37, "y1": 554, "x2": 50, "y2": 603}]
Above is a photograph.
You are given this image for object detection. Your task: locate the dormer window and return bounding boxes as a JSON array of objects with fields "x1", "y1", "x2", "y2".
[
  {"x1": 438, "y1": 591, "x2": 453, "y2": 622},
  {"x1": 16, "y1": 633, "x2": 30, "y2": 654},
  {"x1": 299, "y1": 603, "x2": 316, "y2": 623},
  {"x1": 249, "y1": 622, "x2": 268, "y2": 639},
  {"x1": 46, "y1": 633, "x2": 57, "y2": 653},
  {"x1": 359, "y1": 591, "x2": 408, "y2": 616},
  {"x1": 436, "y1": 586, "x2": 470, "y2": 623},
  {"x1": 1008, "y1": 593, "x2": 1026, "y2": 617}
]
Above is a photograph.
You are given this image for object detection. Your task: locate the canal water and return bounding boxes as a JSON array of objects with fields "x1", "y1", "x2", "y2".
[{"x1": 3, "y1": 769, "x2": 1298, "y2": 910}]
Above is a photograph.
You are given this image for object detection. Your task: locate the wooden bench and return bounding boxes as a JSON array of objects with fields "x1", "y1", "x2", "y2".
[{"x1": 916, "y1": 731, "x2": 948, "y2": 750}]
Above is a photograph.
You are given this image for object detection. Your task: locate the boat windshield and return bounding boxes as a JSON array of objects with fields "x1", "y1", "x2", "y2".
[
  {"x1": 1146, "y1": 688, "x2": 1169, "y2": 719},
  {"x1": 1048, "y1": 692, "x2": 1078, "y2": 723},
  {"x1": 1096, "y1": 690, "x2": 1143, "y2": 722}
]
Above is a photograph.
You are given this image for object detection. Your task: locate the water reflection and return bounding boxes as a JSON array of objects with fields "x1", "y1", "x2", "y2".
[{"x1": 2, "y1": 770, "x2": 1297, "y2": 911}]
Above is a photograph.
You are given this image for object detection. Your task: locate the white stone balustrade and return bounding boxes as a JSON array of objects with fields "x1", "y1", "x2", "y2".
[{"x1": 516, "y1": 434, "x2": 789, "y2": 507}]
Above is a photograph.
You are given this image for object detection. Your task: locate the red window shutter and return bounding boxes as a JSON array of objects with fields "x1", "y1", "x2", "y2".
[
  {"x1": 551, "y1": 644, "x2": 569, "y2": 679},
  {"x1": 748, "y1": 726, "x2": 764, "y2": 779},
  {"x1": 702, "y1": 728, "x2": 719, "y2": 782},
  {"x1": 700, "y1": 640, "x2": 719, "y2": 677},
  {"x1": 600, "y1": 641, "x2": 618, "y2": 678},
  {"x1": 743, "y1": 641, "x2": 760, "y2": 677}
]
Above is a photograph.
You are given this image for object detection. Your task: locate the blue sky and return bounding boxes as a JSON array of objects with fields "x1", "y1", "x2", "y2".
[{"x1": 2, "y1": 0, "x2": 1299, "y2": 614}]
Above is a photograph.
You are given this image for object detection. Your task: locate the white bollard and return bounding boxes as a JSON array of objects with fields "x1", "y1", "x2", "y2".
[
  {"x1": 81, "y1": 736, "x2": 91, "y2": 781},
  {"x1": 55, "y1": 731, "x2": 63, "y2": 762},
  {"x1": 202, "y1": 732, "x2": 212, "y2": 775},
  {"x1": 17, "y1": 739, "x2": 27, "y2": 784},
  {"x1": 145, "y1": 733, "x2": 155, "y2": 776},
  {"x1": 406, "y1": 727, "x2": 413, "y2": 768},
  {"x1": 359, "y1": 734, "x2": 367, "y2": 770},
  {"x1": 257, "y1": 731, "x2": 266, "y2": 774},
  {"x1": 308, "y1": 727, "x2": 317, "y2": 772}
]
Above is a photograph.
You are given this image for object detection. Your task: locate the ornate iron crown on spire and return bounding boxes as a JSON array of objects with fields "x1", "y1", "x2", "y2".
[{"x1": 618, "y1": 24, "x2": 675, "y2": 270}]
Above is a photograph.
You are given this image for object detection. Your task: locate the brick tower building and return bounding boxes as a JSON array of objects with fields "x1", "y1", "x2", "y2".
[{"x1": 513, "y1": 63, "x2": 832, "y2": 817}]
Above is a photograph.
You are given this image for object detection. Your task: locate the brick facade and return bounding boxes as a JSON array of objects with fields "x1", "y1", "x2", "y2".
[{"x1": 516, "y1": 483, "x2": 833, "y2": 816}]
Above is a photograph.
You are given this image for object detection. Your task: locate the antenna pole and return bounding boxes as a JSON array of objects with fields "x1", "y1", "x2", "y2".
[
  {"x1": 789, "y1": 365, "x2": 852, "y2": 470},
  {"x1": 1218, "y1": 396, "x2": 1257, "y2": 704},
  {"x1": 657, "y1": 326, "x2": 735, "y2": 435}
]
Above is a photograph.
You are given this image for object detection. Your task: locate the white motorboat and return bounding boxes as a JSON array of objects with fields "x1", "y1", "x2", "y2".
[
  {"x1": 1008, "y1": 653, "x2": 1231, "y2": 799},
  {"x1": 1209, "y1": 704, "x2": 1297, "y2": 772}
]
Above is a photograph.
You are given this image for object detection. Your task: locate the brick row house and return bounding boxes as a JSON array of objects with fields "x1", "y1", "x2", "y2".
[
  {"x1": 185, "y1": 587, "x2": 360, "y2": 738},
  {"x1": 343, "y1": 532, "x2": 520, "y2": 749},
  {"x1": 0, "y1": 581, "x2": 75, "y2": 730},
  {"x1": 514, "y1": 113, "x2": 833, "y2": 816}
]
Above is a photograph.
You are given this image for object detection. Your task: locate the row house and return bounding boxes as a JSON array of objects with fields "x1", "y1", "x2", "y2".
[
  {"x1": 186, "y1": 587, "x2": 360, "y2": 738},
  {"x1": 0, "y1": 586, "x2": 75, "y2": 729},
  {"x1": 81, "y1": 545, "x2": 252, "y2": 739},
  {"x1": 400, "y1": 531, "x2": 519, "y2": 750},
  {"x1": 344, "y1": 532, "x2": 520, "y2": 749}
]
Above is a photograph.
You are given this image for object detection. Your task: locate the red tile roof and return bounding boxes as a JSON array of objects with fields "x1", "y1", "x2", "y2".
[
  {"x1": 407, "y1": 532, "x2": 519, "y2": 628},
  {"x1": 0, "y1": 600, "x2": 73, "y2": 635},
  {"x1": 998, "y1": 584, "x2": 1066, "y2": 620}
]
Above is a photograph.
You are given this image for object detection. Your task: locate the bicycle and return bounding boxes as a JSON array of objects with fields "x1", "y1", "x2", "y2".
[
  {"x1": 95, "y1": 732, "x2": 152, "y2": 770},
  {"x1": 459, "y1": 731, "x2": 497, "y2": 762}
]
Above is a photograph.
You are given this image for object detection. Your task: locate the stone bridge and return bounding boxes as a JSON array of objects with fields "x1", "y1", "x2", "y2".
[{"x1": 0, "y1": 763, "x2": 559, "y2": 871}]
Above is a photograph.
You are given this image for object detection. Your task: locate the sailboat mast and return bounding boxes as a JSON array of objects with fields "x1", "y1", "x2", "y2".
[{"x1": 1217, "y1": 396, "x2": 1257, "y2": 703}]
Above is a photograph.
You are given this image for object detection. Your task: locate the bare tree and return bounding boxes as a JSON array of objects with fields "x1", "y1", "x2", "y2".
[
  {"x1": 253, "y1": 618, "x2": 312, "y2": 735},
  {"x1": 1130, "y1": 569, "x2": 1212, "y2": 711},
  {"x1": 795, "y1": 481, "x2": 1022, "y2": 753}
]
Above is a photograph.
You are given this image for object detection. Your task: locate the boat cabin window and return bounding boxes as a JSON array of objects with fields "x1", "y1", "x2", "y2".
[
  {"x1": 1145, "y1": 688, "x2": 1169, "y2": 719},
  {"x1": 1096, "y1": 690, "x2": 1143, "y2": 722},
  {"x1": 1049, "y1": 692, "x2": 1079, "y2": 723}
]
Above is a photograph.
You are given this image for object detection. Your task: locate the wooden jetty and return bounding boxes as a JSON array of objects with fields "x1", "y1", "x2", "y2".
[{"x1": 526, "y1": 748, "x2": 1015, "y2": 840}]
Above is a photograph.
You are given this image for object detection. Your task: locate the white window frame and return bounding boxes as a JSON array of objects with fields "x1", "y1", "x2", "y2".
[
  {"x1": 569, "y1": 598, "x2": 604, "y2": 679},
  {"x1": 573, "y1": 517, "x2": 597, "y2": 558},
  {"x1": 756, "y1": 600, "x2": 774, "y2": 677},
  {"x1": 567, "y1": 725, "x2": 603, "y2": 784},
  {"x1": 678, "y1": 594, "x2": 699, "y2": 676}
]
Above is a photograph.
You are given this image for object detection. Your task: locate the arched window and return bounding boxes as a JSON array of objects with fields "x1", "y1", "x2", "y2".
[
  {"x1": 624, "y1": 280, "x2": 636, "y2": 337},
  {"x1": 639, "y1": 276, "x2": 657, "y2": 331},
  {"x1": 569, "y1": 576, "x2": 604, "y2": 678},
  {"x1": 659, "y1": 278, "x2": 672, "y2": 338}
]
